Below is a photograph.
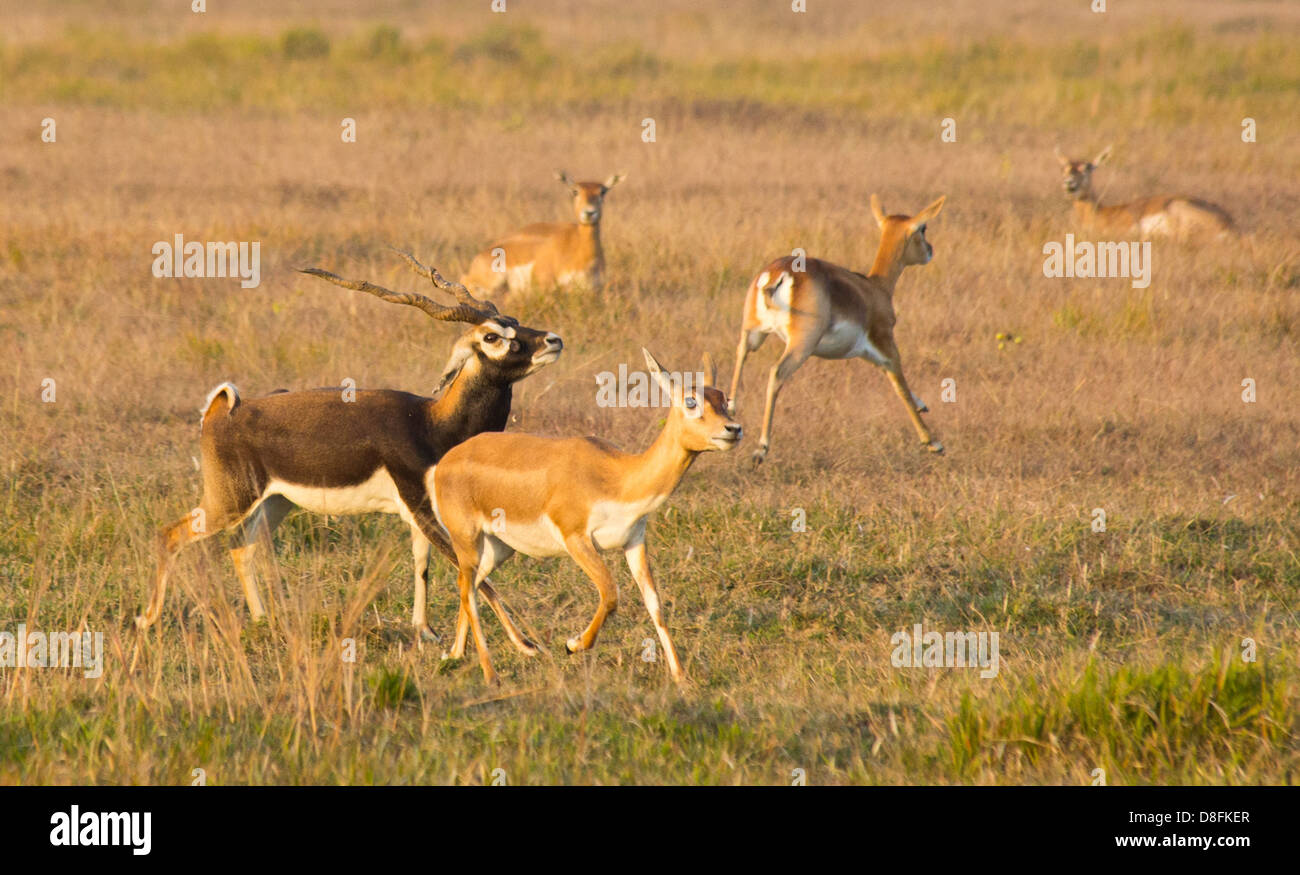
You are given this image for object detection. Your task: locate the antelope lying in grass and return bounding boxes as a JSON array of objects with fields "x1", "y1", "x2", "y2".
[
  {"x1": 461, "y1": 170, "x2": 626, "y2": 296},
  {"x1": 1055, "y1": 145, "x2": 1235, "y2": 238},
  {"x1": 431, "y1": 349, "x2": 742, "y2": 685},
  {"x1": 137, "y1": 250, "x2": 562, "y2": 651},
  {"x1": 729, "y1": 195, "x2": 946, "y2": 465}
]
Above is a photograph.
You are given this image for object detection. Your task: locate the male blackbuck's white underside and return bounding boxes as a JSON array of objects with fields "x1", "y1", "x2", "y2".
[
  {"x1": 461, "y1": 170, "x2": 625, "y2": 296},
  {"x1": 729, "y1": 194, "x2": 947, "y2": 464},
  {"x1": 1056, "y1": 145, "x2": 1234, "y2": 238},
  {"x1": 137, "y1": 250, "x2": 562, "y2": 649},
  {"x1": 431, "y1": 349, "x2": 742, "y2": 685}
]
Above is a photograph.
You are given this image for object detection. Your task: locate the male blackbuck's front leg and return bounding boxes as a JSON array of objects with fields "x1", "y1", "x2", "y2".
[
  {"x1": 730, "y1": 194, "x2": 946, "y2": 465},
  {"x1": 432, "y1": 349, "x2": 742, "y2": 685}
]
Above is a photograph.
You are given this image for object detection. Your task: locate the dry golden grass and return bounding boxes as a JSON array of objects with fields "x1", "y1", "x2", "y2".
[{"x1": 0, "y1": 0, "x2": 1297, "y2": 784}]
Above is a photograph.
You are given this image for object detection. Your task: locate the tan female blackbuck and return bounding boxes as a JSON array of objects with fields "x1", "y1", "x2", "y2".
[
  {"x1": 430, "y1": 349, "x2": 742, "y2": 685},
  {"x1": 137, "y1": 250, "x2": 561, "y2": 649},
  {"x1": 729, "y1": 194, "x2": 947, "y2": 464},
  {"x1": 461, "y1": 170, "x2": 626, "y2": 296},
  {"x1": 1055, "y1": 146, "x2": 1234, "y2": 238}
]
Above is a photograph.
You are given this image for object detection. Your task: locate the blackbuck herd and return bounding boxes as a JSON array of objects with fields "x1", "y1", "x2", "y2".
[{"x1": 136, "y1": 149, "x2": 1236, "y2": 685}]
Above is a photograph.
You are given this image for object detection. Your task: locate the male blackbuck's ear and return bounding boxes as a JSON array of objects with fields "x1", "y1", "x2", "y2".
[
  {"x1": 700, "y1": 352, "x2": 717, "y2": 389},
  {"x1": 643, "y1": 348, "x2": 680, "y2": 404},
  {"x1": 602, "y1": 172, "x2": 627, "y2": 193},
  {"x1": 870, "y1": 193, "x2": 888, "y2": 229},
  {"x1": 1054, "y1": 145, "x2": 1071, "y2": 168},
  {"x1": 1091, "y1": 145, "x2": 1112, "y2": 168}
]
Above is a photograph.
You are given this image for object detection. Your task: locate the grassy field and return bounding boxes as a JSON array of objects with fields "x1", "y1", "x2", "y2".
[{"x1": 1, "y1": 0, "x2": 1298, "y2": 784}]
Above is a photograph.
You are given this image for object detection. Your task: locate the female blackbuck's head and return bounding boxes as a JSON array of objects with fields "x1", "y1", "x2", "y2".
[
  {"x1": 870, "y1": 193, "x2": 946, "y2": 267},
  {"x1": 643, "y1": 349, "x2": 742, "y2": 454},
  {"x1": 1055, "y1": 145, "x2": 1111, "y2": 201},
  {"x1": 555, "y1": 170, "x2": 626, "y2": 225}
]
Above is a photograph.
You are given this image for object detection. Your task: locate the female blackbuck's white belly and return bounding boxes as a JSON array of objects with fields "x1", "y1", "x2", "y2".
[
  {"x1": 265, "y1": 469, "x2": 404, "y2": 516},
  {"x1": 491, "y1": 514, "x2": 570, "y2": 558},
  {"x1": 815, "y1": 318, "x2": 890, "y2": 364}
]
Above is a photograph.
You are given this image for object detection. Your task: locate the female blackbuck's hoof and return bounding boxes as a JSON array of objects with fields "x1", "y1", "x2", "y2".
[
  {"x1": 751, "y1": 447, "x2": 767, "y2": 467},
  {"x1": 564, "y1": 636, "x2": 581, "y2": 654},
  {"x1": 417, "y1": 625, "x2": 442, "y2": 644},
  {"x1": 925, "y1": 440, "x2": 945, "y2": 454},
  {"x1": 133, "y1": 615, "x2": 149, "y2": 630}
]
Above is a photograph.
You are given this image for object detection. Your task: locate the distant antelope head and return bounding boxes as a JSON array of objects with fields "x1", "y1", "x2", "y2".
[
  {"x1": 1055, "y1": 144, "x2": 1111, "y2": 201},
  {"x1": 555, "y1": 170, "x2": 625, "y2": 225}
]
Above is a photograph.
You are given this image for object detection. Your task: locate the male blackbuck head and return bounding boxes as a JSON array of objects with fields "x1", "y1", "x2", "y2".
[
  {"x1": 1053, "y1": 145, "x2": 1234, "y2": 238},
  {"x1": 136, "y1": 249, "x2": 560, "y2": 658},
  {"x1": 461, "y1": 170, "x2": 627, "y2": 296},
  {"x1": 430, "y1": 349, "x2": 739, "y2": 685},
  {"x1": 729, "y1": 194, "x2": 947, "y2": 465},
  {"x1": 556, "y1": 170, "x2": 625, "y2": 225}
]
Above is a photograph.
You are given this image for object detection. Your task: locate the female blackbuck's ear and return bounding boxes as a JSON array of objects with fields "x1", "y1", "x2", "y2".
[
  {"x1": 643, "y1": 348, "x2": 679, "y2": 404},
  {"x1": 910, "y1": 195, "x2": 946, "y2": 232},
  {"x1": 1091, "y1": 145, "x2": 1112, "y2": 168},
  {"x1": 700, "y1": 352, "x2": 717, "y2": 388},
  {"x1": 602, "y1": 172, "x2": 627, "y2": 193},
  {"x1": 870, "y1": 193, "x2": 888, "y2": 229},
  {"x1": 1054, "y1": 145, "x2": 1071, "y2": 168},
  {"x1": 555, "y1": 169, "x2": 578, "y2": 193}
]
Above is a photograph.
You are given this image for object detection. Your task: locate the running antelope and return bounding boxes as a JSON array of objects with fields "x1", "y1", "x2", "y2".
[
  {"x1": 1056, "y1": 146, "x2": 1234, "y2": 238},
  {"x1": 431, "y1": 349, "x2": 742, "y2": 685},
  {"x1": 729, "y1": 195, "x2": 946, "y2": 465},
  {"x1": 137, "y1": 250, "x2": 562, "y2": 653},
  {"x1": 461, "y1": 170, "x2": 625, "y2": 296}
]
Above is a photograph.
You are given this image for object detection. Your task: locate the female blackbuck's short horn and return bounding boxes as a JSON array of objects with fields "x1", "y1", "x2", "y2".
[
  {"x1": 430, "y1": 348, "x2": 741, "y2": 685},
  {"x1": 461, "y1": 170, "x2": 627, "y2": 296},
  {"x1": 729, "y1": 194, "x2": 947, "y2": 464},
  {"x1": 1055, "y1": 145, "x2": 1235, "y2": 238},
  {"x1": 137, "y1": 249, "x2": 563, "y2": 655}
]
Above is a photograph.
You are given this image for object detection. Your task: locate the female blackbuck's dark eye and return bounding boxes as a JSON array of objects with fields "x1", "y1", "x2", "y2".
[
  {"x1": 684, "y1": 397, "x2": 697, "y2": 409},
  {"x1": 484, "y1": 333, "x2": 499, "y2": 343}
]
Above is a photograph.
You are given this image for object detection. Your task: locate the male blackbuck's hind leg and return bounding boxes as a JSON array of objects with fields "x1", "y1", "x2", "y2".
[
  {"x1": 563, "y1": 534, "x2": 619, "y2": 654},
  {"x1": 137, "y1": 503, "x2": 243, "y2": 629},
  {"x1": 867, "y1": 336, "x2": 943, "y2": 454},
  {"x1": 728, "y1": 328, "x2": 768, "y2": 417},
  {"x1": 228, "y1": 494, "x2": 293, "y2": 624},
  {"x1": 624, "y1": 537, "x2": 684, "y2": 683},
  {"x1": 752, "y1": 334, "x2": 818, "y2": 466}
]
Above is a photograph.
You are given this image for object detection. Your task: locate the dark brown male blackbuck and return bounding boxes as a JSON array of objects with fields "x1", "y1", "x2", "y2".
[
  {"x1": 729, "y1": 195, "x2": 947, "y2": 464},
  {"x1": 137, "y1": 250, "x2": 562, "y2": 652}
]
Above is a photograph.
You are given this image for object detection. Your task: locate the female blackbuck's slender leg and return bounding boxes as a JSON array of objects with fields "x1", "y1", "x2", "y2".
[
  {"x1": 563, "y1": 534, "x2": 619, "y2": 653},
  {"x1": 624, "y1": 536, "x2": 683, "y2": 682},
  {"x1": 451, "y1": 545, "x2": 497, "y2": 684},
  {"x1": 868, "y1": 334, "x2": 942, "y2": 453},
  {"x1": 754, "y1": 330, "x2": 820, "y2": 465},
  {"x1": 728, "y1": 328, "x2": 768, "y2": 416}
]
